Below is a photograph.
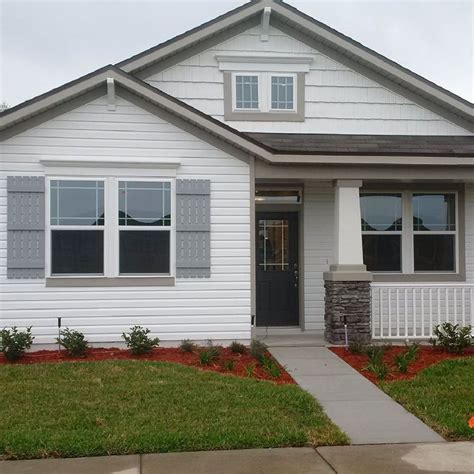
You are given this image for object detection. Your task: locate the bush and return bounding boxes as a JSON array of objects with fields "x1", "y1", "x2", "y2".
[
  {"x1": 198, "y1": 341, "x2": 220, "y2": 365},
  {"x1": 430, "y1": 322, "x2": 472, "y2": 354},
  {"x1": 250, "y1": 339, "x2": 267, "y2": 362},
  {"x1": 0, "y1": 327, "x2": 34, "y2": 362},
  {"x1": 122, "y1": 326, "x2": 159, "y2": 355},
  {"x1": 394, "y1": 343, "x2": 419, "y2": 373},
  {"x1": 365, "y1": 345, "x2": 389, "y2": 380},
  {"x1": 244, "y1": 363, "x2": 255, "y2": 377},
  {"x1": 260, "y1": 354, "x2": 281, "y2": 378},
  {"x1": 229, "y1": 341, "x2": 247, "y2": 354},
  {"x1": 179, "y1": 339, "x2": 196, "y2": 353},
  {"x1": 222, "y1": 359, "x2": 235, "y2": 371},
  {"x1": 57, "y1": 329, "x2": 89, "y2": 357},
  {"x1": 348, "y1": 335, "x2": 369, "y2": 355}
]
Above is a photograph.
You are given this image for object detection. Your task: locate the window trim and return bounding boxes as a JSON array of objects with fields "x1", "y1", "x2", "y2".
[
  {"x1": 361, "y1": 188, "x2": 464, "y2": 282},
  {"x1": 46, "y1": 176, "x2": 176, "y2": 280},
  {"x1": 224, "y1": 71, "x2": 305, "y2": 122}
]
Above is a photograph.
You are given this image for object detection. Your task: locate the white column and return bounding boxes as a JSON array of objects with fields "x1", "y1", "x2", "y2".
[{"x1": 324, "y1": 179, "x2": 371, "y2": 281}]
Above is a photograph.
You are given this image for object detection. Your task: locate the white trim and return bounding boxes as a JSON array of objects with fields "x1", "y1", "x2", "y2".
[
  {"x1": 216, "y1": 54, "x2": 313, "y2": 72},
  {"x1": 106, "y1": 77, "x2": 116, "y2": 111},
  {"x1": 260, "y1": 7, "x2": 271, "y2": 41},
  {"x1": 270, "y1": 73, "x2": 296, "y2": 112},
  {"x1": 40, "y1": 158, "x2": 181, "y2": 169}
]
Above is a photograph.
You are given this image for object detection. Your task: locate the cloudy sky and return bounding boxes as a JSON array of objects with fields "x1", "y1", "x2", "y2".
[{"x1": 1, "y1": 0, "x2": 472, "y2": 107}]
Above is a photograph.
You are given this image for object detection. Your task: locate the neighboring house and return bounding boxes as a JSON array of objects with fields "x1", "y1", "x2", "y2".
[{"x1": 1, "y1": 0, "x2": 473, "y2": 346}]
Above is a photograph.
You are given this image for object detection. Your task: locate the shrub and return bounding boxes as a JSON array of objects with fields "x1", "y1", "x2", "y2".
[
  {"x1": 229, "y1": 341, "x2": 247, "y2": 354},
  {"x1": 430, "y1": 322, "x2": 472, "y2": 354},
  {"x1": 222, "y1": 359, "x2": 235, "y2": 371},
  {"x1": 198, "y1": 341, "x2": 220, "y2": 365},
  {"x1": 244, "y1": 363, "x2": 255, "y2": 377},
  {"x1": 394, "y1": 344, "x2": 419, "y2": 374},
  {"x1": 365, "y1": 344, "x2": 389, "y2": 380},
  {"x1": 250, "y1": 339, "x2": 267, "y2": 362},
  {"x1": 179, "y1": 339, "x2": 196, "y2": 353},
  {"x1": 260, "y1": 354, "x2": 281, "y2": 378},
  {"x1": 57, "y1": 329, "x2": 89, "y2": 357},
  {"x1": 122, "y1": 326, "x2": 159, "y2": 355},
  {"x1": 348, "y1": 335, "x2": 369, "y2": 355},
  {"x1": 0, "y1": 327, "x2": 34, "y2": 362}
]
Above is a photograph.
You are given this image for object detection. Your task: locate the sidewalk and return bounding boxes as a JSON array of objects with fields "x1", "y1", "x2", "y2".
[
  {"x1": 1, "y1": 444, "x2": 473, "y2": 473},
  {"x1": 269, "y1": 346, "x2": 444, "y2": 444}
]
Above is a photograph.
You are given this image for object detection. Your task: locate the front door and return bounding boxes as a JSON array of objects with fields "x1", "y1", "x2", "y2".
[{"x1": 256, "y1": 212, "x2": 299, "y2": 326}]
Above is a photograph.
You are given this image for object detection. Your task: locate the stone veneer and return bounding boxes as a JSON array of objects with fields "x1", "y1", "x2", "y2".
[{"x1": 324, "y1": 280, "x2": 371, "y2": 345}]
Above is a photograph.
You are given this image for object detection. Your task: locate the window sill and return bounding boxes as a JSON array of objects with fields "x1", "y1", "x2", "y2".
[
  {"x1": 45, "y1": 276, "x2": 175, "y2": 287},
  {"x1": 372, "y1": 273, "x2": 465, "y2": 283},
  {"x1": 224, "y1": 110, "x2": 304, "y2": 122}
]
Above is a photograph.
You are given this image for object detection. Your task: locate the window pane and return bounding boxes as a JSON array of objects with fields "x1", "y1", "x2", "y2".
[
  {"x1": 257, "y1": 219, "x2": 289, "y2": 271},
  {"x1": 414, "y1": 235, "x2": 455, "y2": 272},
  {"x1": 120, "y1": 231, "x2": 170, "y2": 274},
  {"x1": 50, "y1": 180, "x2": 104, "y2": 226},
  {"x1": 235, "y1": 75, "x2": 259, "y2": 109},
  {"x1": 413, "y1": 194, "x2": 456, "y2": 231},
  {"x1": 360, "y1": 193, "x2": 402, "y2": 231},
  {"x1": 271, "y1": 76, "x2": 294, "y2": 110},
  {"x1": 119, "y1": 181, "x2": 171, "y2": 226},
  {"x1": 363, "y1": 234, "x2": 401, "y2": 272},
  {"x1": 52, "y1": 230, "x2": 103, "y2": 274}
]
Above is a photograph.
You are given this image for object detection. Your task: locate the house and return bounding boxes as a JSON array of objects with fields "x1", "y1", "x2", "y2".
[{"x1": 1, "y1": 0, "x2": 473, "y2": 347}]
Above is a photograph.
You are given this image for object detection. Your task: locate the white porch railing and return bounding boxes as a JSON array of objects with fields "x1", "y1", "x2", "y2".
[{"x1": 371, "y1": 283, "x2": 474, "y2": 340}]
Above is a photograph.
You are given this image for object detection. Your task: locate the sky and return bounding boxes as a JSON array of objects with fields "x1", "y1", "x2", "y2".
[{"x1": 0, "y1": 0, "x2": 473, "y2": 108}]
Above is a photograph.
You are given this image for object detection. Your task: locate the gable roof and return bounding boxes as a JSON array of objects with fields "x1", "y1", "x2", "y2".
[{"x1": 117, "y1": 0, "x2": 473, "y2": 132}]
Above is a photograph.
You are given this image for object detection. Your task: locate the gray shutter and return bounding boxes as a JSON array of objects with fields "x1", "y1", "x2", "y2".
[
  {"x1": 176, "y1": 179, "x2": 210, "y2": 278},
  {"x1": 7, "y1": 176, "x2": 45, "y2": 279}
]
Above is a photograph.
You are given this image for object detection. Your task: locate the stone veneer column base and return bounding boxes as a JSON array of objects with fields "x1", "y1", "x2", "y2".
[{"x1": 324, "y1": 280, "x2": 371, "y2": 345}]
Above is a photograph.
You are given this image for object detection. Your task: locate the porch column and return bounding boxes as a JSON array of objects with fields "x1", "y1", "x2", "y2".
[{"x1": 323, "y1": 180, "x2": 372, "y2": 345}]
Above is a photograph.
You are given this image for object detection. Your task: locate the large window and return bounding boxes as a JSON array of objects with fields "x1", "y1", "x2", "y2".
[
  {"x1": 49, "y1": 179, "x2": 173, "y2": 277},
  {"x1": 235, "y1": 75, "x2": 259, "y2": 109},
  {"x1": 50, "y1": 180, "x2": 104, "y2": 275},
  {"x1": 271, "y1": 76, "x2": 294, "y2": 110},
  {"x1": 361, "y1": 192, "x2": 457, "y2": 274}
]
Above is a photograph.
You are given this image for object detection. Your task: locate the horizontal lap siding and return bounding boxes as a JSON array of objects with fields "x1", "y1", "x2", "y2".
[
  {"x1": 303, "y1": 182, "x2": 334, "y2": 330},
  {"x1": 0, "y1": 95, "x2": 251, "y2": 344},
  {"x1": 146, "y1": 25, "x2": 469, "y2": 135}
]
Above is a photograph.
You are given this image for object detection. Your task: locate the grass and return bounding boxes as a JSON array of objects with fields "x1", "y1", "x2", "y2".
[
  {"x1": 0, "y1": 360, "x2": 348, "y2": 459},
  {"x1": 382, "y1": 358, "x2": 474, "y2": 441}
]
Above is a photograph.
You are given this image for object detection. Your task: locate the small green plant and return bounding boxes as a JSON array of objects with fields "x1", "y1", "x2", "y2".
[
  {"x1": 222, "y1": 359, "x2": 235, "y2": 371},
  {"x1": 0, "y1": 326, "x2": 34, "y2": 362},
  {"x1": 198, "y1": 340, "x2": 220, "y2": 365},
  {"x1": 229, "y1": 341, "x2": 247, "y2": 354},
  {"x1": 348, "y1": 335, "x2": 369, "y2": 355},
  {"x1": 364, "y1": 344, "x2": 389, "y2": 380},
  {"x1": 179, "y1": 339, "x2": 196, "y2": 353},
  {"x1": 122, "y1": 326, "x2": 159, "y2": 355},
  {"x1": 57, "y1": 328, "x2": 89, "y2": 357},
  {"x1": 244, "y1": 363, "x2": 256, "y2": 377},
  {"x1": 260, "y1": 354, "x2": 281, "y2": 378},
  {"x1": 430, "y1": 322, "x2": 472, "y2": 354},
  {"x1": 250, "y1": 339, "x2": 267, "y2": 362},
  {"x1": 394, "y1": 344, "x2": 419, "y2": 374}
]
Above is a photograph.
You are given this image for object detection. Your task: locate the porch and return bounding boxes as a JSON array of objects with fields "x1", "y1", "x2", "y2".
[{"x1": 253, "y1": 175, "x2": 474, "y2": 344}]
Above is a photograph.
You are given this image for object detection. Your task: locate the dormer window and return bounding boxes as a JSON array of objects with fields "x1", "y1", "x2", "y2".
[{"x1": 218, "y1": 55, "x2": 311, "y2": 122}]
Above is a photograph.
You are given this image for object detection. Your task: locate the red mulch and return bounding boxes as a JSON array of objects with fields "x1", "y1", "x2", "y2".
[
  {"x1": 330, "y1": 345, "x2": 474, "y2": 384},
  {"x1": 0, "y1": 347, "x2": 295, "y2": 385}
]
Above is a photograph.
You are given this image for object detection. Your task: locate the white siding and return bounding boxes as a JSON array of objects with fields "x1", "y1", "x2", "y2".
[
  {"x1": 146, "y1": 25, "x2": 470, "y2": 135},
  {"x1": 0, "y1": 95, "x2": 251, "y2": 345},
  {"x1": 465, "y1": 184, "x2": 474, "y2": 283},
  {"x1": 303, "y1": 181, "x2": 334, "y2": 330}
]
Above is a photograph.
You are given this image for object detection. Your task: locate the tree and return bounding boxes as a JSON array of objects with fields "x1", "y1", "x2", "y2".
[{"x1": 0, "y1": 101, "x2": 9, "y2": 112}]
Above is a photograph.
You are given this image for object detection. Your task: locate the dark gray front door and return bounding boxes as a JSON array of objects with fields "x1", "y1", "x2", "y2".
[{"x1": 256, "y1": 212, "x2": 299, "y2": 327}]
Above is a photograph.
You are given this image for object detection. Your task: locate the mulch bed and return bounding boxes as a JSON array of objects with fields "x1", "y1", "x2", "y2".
[
  {"x1": 0, "y1": 346, "x2": 295, "y2": 385},
  {"x1": 330, "y1": 345, "x2": 474, "y2": 384}
]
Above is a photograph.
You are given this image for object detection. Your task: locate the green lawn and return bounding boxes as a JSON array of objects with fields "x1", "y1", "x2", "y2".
[
  {"x1": 0, "y1": 360, "x2": 348, "y2": 459},
  {"x1": 382, "y1": 358, "x2": 474, "y2": 441}
]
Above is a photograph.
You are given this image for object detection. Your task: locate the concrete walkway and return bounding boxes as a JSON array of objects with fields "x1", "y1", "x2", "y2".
[
  {"x1": 1, "y1": 444, "x2": 473, "y2": 473},
  {"x1": 269, "y1": 346, "x2": 444, "y2": 444}
]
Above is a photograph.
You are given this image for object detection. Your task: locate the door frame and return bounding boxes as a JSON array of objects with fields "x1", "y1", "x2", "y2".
[{"x1": 254, "y1": 205, "x2": 304, "y2": 328}]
